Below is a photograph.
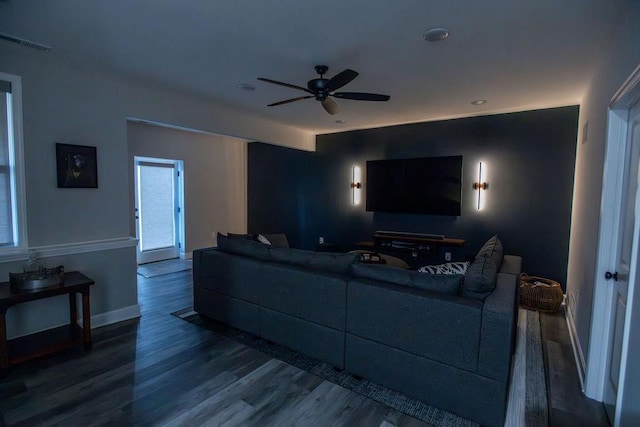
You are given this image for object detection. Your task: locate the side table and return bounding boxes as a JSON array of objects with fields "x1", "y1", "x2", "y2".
[{"x1": 0, "y1": 271, "x2": 95, "y2": 370}]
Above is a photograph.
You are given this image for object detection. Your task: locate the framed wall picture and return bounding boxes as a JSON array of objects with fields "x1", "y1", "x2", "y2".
[{"x1": 56, "y1": 143, "x2": 98, "y2": 188}]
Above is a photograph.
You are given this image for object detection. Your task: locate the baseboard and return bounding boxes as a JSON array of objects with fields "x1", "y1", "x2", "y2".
[
  {"x1": 565, "y1": 303, "x2": 586, "y2": 391},
  {"x1": 79, "y1": 304, "x2": 142, "y2": 329},
  {"x1": 10, "y1": 304, "x2": 141, "y2": 339}
]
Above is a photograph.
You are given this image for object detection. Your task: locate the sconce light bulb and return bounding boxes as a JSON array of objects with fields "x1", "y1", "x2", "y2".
[{"x1": 352, "y1": 166, "x2": 362, "y2": 205}]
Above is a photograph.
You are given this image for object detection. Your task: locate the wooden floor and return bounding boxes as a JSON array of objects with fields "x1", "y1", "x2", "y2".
[
  {"x1": 540, "y1": 310, "x2": 609, "y2": 426},
  {"x1": 0, "y1": 271, "x2": 428, "y2": 426},
  {"x1": 0, "y1": 270, "x2": 609, "y2": 426}
]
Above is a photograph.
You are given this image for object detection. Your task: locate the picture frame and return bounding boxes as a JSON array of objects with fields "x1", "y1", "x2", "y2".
[{"x1": 56, "y1": 143, "x2": 98, "y2": 188}]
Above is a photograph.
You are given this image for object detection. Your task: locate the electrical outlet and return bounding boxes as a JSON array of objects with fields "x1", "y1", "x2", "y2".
[
  {"x1": 445, "y1": 252, "x2": 452, "y2": 261},
  {"x1": 319, "y1": 236, "x2": 324, "y2": 244},
  {"x1": 412, "y1": 251, "x2": 418, "y2": 258}
]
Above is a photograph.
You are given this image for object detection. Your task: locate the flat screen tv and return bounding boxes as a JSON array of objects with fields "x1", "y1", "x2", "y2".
[{"x1": 366, "y1": 155, "x2": 463, "y2": 216}]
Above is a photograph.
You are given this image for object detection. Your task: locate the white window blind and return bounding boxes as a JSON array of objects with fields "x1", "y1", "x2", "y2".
[
  {"x1": 0, "y1": 81, "x2": 14, "y2": 246},
  {"x1": 0, "y1": 71, "x2": 27, "y2": 257},
  {"x1": 138, "y1": 164, "x2": 176, "y2": 251}
]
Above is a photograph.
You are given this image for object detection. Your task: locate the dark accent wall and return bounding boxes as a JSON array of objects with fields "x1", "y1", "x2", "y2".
[{"x1": 249, "y1": 106, "x2": 579, "y2": 287}]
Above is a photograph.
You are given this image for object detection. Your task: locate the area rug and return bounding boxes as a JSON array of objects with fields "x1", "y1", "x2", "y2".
[
  {"x1": 137, "y1": 258, "x2": 192, "y2": 278},
  {"x1": 171, "y1": 307, "x2": 547, "y2": 427}
]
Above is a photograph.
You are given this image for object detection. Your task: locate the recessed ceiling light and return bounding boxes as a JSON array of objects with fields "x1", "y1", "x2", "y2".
[
  {"x1": 237, "y1": 83, "x2": 255, "y2": 91},
  {"x1": 335, "y1": 120, "x2": 346, "y2": 124},
  {"x1": 423, "y1": 28, "x2": 449, "y2": 42},
  {"x1": 471, "y1": 99, "x2": 487, "y2": 105}
]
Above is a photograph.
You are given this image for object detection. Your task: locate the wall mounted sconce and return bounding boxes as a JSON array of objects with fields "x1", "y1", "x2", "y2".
[
  {"x1": 351, "y1": 166, "x2": 362, "y2": 205},
  {"x1": 473, "y1": 162, "x2": 488, "y2": 210}
]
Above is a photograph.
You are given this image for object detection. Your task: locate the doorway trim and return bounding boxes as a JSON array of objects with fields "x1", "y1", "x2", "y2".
[
  {"x1": 134, "y1": 156, "x2": 185, "y2": 264},
  {"x1": 586, "y1": 64, "x2": 640, "y2": 407}
]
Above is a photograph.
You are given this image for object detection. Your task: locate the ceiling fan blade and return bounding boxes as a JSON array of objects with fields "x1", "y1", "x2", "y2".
[
  {"x1": 333, "y1": 92, "x2": 390, "y2": 101},
  {"x1": 321, "y1": 98, "x2": 340, "y2": 115},
  {"x1": 267, "y1": 96, "x2": 313, "y2": 107},
  {"x1": 326, "y1": 69, "x2": 358, "y2": 92},
  {"x1": 258, "y1": 77, "x2": 313, "y2": 94}
]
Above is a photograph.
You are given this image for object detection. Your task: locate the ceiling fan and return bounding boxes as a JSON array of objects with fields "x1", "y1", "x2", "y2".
[{"x1": 258, "y1": 65, "x2": 390, "y2": 115}]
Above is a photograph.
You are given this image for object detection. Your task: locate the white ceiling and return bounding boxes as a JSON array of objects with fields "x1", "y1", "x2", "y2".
[{"x1": 0, "y1": 0, "x2": 626, "y2": 134}]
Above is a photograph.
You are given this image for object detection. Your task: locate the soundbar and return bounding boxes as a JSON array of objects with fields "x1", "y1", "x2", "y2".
[{"x1": 375, "y1": 230, "x2": 445, "y2": 240}]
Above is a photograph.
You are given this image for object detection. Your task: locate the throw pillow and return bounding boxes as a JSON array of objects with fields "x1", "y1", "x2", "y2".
[
  {"x1": 476, "y1": 234, "x2": 503, "y2": 271},
  {"x1": 227, "y1": 232, "x2": 257, "y2": 241},
  {"x1": 261, "y1": 233, "x2": 290, "y2": 248},
  {"x1": 256, "y1": 234, "x2": 271, "y2": 245},
  {"x1": 217, "y1": 232, "x2": 270, "y2": 260},
  {"x1": 352, "y1": 263, "x2": 462, "y2": 296},
  {"x1": 461, "y1": 256, "x2": 498, "y2": 300},
  {"x1": 418, "y1": 261, "x2": 470, "y2": 275},
  {"x1": 269, "y1": 247, "x2": 358, "y2": 275}
]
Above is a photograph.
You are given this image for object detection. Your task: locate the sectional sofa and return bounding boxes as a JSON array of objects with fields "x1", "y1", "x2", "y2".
[{"x1": 193, "y1": 233, "x2": 521, "y2": 427}]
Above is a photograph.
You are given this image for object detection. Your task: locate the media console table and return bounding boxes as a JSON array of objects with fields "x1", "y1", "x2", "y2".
[
  {"x1": 0, "y1": 271, "x2": 94, "y2": 370},
  {"x1": 357, "y1": 231, "x2": 465, "y2": 256}
]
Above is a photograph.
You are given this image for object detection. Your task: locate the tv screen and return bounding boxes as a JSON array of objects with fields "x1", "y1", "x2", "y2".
[{"x1": 366, "y1": 156, "x2": 462, "y2": 216}]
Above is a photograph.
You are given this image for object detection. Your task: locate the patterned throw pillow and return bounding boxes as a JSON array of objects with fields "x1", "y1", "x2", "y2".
[
  {"x1": 418, "y1": 261, "x2": 471, "y2": 275},
  {"x1": 256, "y1": 234, "x2": 271, "y2": 245}
]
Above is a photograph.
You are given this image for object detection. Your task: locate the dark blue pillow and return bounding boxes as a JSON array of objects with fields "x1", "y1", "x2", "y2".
[
  {"x1": 462, "y1": 256, "x2": 498, "y2": 300},
  {"x1": 352, "y1": 263, "x2": 462, "y2": 296},
  {"x1": 217, "y1": 232, "x2": 270, "y2": 260},
  {"x1": 476, "y1": 234, "x2": 503, "y2": 271},
  {"x1": 269, "y1": 247, "x2": 357, "y2": 275}
]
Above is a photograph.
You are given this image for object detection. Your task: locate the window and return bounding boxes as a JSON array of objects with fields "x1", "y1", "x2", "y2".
[{"x1": 0, "y1": 71, "x2": 27, "y2": 258}]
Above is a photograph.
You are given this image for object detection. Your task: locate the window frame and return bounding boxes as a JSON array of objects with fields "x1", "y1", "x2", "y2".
[{"x1": 0, "y1": 71, "x2": 28, "y2": 261}]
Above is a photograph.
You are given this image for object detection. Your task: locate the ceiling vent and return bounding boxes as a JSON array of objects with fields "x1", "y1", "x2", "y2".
[{"x1": 0, "y1": 32, "x2": 51, "y2": 52}]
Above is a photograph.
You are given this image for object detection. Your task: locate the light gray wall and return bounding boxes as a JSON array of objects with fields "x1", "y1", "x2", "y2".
[
  {"x1": 566, "y1": 0, "x2": 640, "y2": 389},
  {"x1": 0, "y1": 42, "x2": 310, "y2": 338},
  {"x1": 127, "y1": 122, "x2": 247, "y2": 253},
  {"x1": 0, "y1": 247, "x2": 137, "y2": 339}
]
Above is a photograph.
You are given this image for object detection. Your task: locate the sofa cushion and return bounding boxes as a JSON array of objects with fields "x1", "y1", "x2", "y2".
[
  {"x1": 476, "y1": 235, "x2": 503, "y2": 271},
  {"x1": 352, "y1": 263, "x2": 461, "y2": 295},
  {"x1": 418, "y1": 261, "x2": 470, "y2": 275},
  {"x1": 309, "y1": 252, "x2": 359, "y2": 275},
  {"x1": 259, "y1": 262, "x2": 348, "y2": 330},
  {"x1": 269, "y1": 246, "x2": 314, "y2": 265},
  {"x1": 269, "y1": 247, "x2": 357, "y2": 275},
  {"x1": 462, "y1": 256, "x2": 498, "y2": 300},
  {"x1": 226, "y1": 232, "x2": 290, "y2": 248},
  {"x1": 262, "y1": 233, "x2": 290, "y2": 248},
  {"x1": 217, "y1": 232, "x2": 270, "y2": 260}
]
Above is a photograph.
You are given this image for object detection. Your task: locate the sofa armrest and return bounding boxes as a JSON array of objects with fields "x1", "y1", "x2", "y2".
[
  {"x1": 499, "y1": 254, "x2": 522, "y2": 276},
  {"x1": 477, "y1": 256, "x2": 520, "y2": 382}
]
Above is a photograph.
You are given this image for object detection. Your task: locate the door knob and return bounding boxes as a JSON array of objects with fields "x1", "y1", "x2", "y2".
[{"x1": 605, "y1": 271, "x2": 618, "y2": 281}]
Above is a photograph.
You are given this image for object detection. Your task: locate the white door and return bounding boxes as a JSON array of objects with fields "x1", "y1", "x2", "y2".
[
  {"x1": 602, "y1": 99, "x2": 640, "y2": 422},
  {"x1": 135, "y1": 157, "x2": 182, "y2": 264}
]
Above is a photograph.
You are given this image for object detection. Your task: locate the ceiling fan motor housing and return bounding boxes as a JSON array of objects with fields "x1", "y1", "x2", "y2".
[{"x1": 308, "y1": 78, "x2": 329, "y2": 100}]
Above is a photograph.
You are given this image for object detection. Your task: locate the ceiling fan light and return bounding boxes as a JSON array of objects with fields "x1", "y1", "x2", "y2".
[{"x1": 423, "y1": 28, "x2": 449, "y2": 42}]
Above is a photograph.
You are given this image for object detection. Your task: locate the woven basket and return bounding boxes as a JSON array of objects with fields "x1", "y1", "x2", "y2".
[{"x1": 519, "y1": 273, "x2": 564, "y2": 312}]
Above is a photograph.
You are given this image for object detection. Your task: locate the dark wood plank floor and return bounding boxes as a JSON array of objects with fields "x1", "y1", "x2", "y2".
[
  {"x1": 0, "y1": 271, "x2": 429, "y2": 426},
  {"x1": 0, "y1": 269, "x2": 610, "y2": 426},
  {"x1": 540, "y1": 309, "x2": 609, "y2": 427}
]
